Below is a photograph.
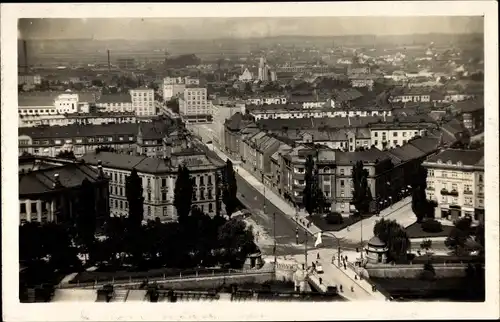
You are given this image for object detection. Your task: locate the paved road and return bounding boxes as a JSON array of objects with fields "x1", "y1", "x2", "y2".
[{"x1": 194, "y1": 139, "x2": 360, "y2": 256}]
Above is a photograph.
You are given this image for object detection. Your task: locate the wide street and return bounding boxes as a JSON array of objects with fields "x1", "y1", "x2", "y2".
[{"x1": 189, "y1": 124, "x2": 362, "y2": 256}]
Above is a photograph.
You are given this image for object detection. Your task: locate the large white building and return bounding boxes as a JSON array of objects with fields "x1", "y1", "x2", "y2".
[
  {"x1": 423, "y1": 149, "x2": 484, "y2": 225},
  {"x1": 18, "y1": 92, "x2": 96, "y2": 117},
  {"x1": 130, "y1": 88, "x2": 155, "y2": 117},
  {"x1": 179, "y1": 87, "x2": 211, "y2": 123},
  {"x1": 162, "y1": 77, "x2": 200, "y2": 101},
  {"x1": 96, "y1": 93, "x2": 133, "y2": 113}
]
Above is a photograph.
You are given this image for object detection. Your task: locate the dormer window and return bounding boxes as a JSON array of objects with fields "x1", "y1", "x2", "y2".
[
  {"x1": 437, "y1": 159, "x2": 442, "y2": 164},
  {"x1": 447, "y1": 160, "x2": 452, "y2": 165},
  {"x1": 457, "y1": 161, "x2": 463, "y2": 166}
]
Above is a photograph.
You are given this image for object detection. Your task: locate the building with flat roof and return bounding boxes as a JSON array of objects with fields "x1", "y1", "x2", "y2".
[
  {"x1": 96, "y1": 93, "x2": 133, "y2": 113},
  {"x1": 179, "y1": 87, "x2": 212, "y2": 124},
  {"x1": 130, "y1": 88, "x2": 155, "y2": 117}
]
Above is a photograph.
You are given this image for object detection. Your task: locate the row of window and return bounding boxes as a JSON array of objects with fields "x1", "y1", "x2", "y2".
[
  {"x1": 373, "y1": 131, "x2": 419, "y2": 138},
  {"x1": 29, "y1": 136, "x2": 135, "y2": 146}
]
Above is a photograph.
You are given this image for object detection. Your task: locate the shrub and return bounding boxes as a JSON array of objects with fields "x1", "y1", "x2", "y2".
[
  {"x1": 421, "y1": 219, "x2": 443, "y2": 233},
  {"x1": 420, "y1": 239, "x2": 433, "y2": 250},
  {"x1": 325, "y1": 212, "x2": 343, "y2": 225}
]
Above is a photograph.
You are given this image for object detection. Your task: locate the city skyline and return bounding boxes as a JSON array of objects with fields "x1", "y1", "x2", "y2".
[{"x1": 18, "y1": 16, "x2": 483, "y2": 40}]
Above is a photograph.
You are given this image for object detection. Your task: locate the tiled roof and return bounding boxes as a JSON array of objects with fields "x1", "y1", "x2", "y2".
[
  {"x1": 97, "y1": 93, "x2": 132, "y2": 104},
  {"x1": 453, "y1": 99, "x2": 484, "y2": 114},
  {"x1": 19, "y1": 163, "x2": 102, "y2": 196},
  {"x1": 386, "y1": 144, "x2": 426, "y2": 162},
  {"x1": 335, "y1": 148, "x2": 390, "y2": 165},
  {"x1": 82, "y1": 150, "x2": 221, "y2": 174},
  {"x1": 408, "y1": 137, "x2": 440, "y2": 154},
  {"x1": 19, "y1": 123, "x2": 138, "y2": 139},
  {"x1": 225, "y1": 112, "x2": 254, "y2": 131},
  {"x1": 426, "y1": 149, "x2": 484, "y2": 167},
  {"x1": 332, "y1": 88, "x2": 364, "y2": 102}
]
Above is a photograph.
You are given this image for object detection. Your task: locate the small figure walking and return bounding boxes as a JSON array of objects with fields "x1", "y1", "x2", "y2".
[
  {"x1": 317, "y1": 253, "x2": 320, "y2": 260},
  {"x1": 351, "y1": 286, "x2": 354, "y2": 292},
  {"x1": 339, "y1": 285, "x2": 343, "y2": 292},
  {"x1": 344, "y1": 263, "x2": 347, "y2": 270}
]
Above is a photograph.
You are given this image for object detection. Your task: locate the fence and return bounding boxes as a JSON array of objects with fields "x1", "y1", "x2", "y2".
[{"x1": 59, "y1": 268, "x2": 275, "y2": 289}]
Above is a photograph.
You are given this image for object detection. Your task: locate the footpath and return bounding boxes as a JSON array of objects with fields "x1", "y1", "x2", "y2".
[{"x1": 210, "y1": 146, "x2": 392, "y2": 300}]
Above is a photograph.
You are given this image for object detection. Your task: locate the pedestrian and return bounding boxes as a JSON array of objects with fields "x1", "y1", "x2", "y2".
[
  {"x1": 339, "y1": 285, "x2": 343, "y2": 292},
  {"x1": 319, "y1": 277, "x2": 323, "y2": 285},
  {"x1": 312, "y1": 262, "x2": 316, "y2": 270},
  {"x1": 344, "y1": 263, "x2": 347, "y2": 270},
  {"x1": 317, "y1": 253, "x2": 320, "y2": 260},
  {"x1": 351, "y1": 286, "x2": 354, "y2": 292},
  {"x1": 354, "y1": 275, "x2": 358, "y2": 280}
]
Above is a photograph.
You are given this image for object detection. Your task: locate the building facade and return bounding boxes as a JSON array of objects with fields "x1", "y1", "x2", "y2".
[
  {"x1": 423, "y1": 149, "x2": 484, "y2": 224},
  {"x1": 130, "y1": 88, "x2": 155, "y2": 117},
  {"x1": 19, "y1": 158, "x2": 110, "y2": 225},
  {"x1": 82, "y1": 149, "x2": 225, "y2": 221},
  {"x1": 96, "y1": 93, "x2": 133, "y2": 113},
  {"x1": 179, "y1": 87, "x2": 211, "y2": 123}
]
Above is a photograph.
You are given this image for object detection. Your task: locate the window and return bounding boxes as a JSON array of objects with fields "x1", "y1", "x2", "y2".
[
  {"x1": 200, "y1": 176, "x2": 204, "y2": 186},
  {"x1": 451, "y1": 172, "x2": 457, "y2": 178},
  {"x1": 451, "y1": 183, "x2": 457, "y2": 191},
  {"x1": 30, "y1": 202, "x2": 37, "y2": 213},
  {"x1": 340, "y1": 180, "x2": 345, "y2": 187},
  {"x1": 393, "y1": 132, "x2": 398, "y2": 137},
  {"x1": 162, "y1": 178, "x2": 167, "y2": 187},
  {"x1": 374, "y1": 132, "x2": 378, "y2": 138},
  {"x1": 442, "y1": 171, "x2": 448, "y2": 178},
  {"x1": 208, "y1": 175, "x2": 212, "y2": 185},
  {"x1": 340, "y1": 191, "x2": 345, "y2": 198},
  {"x1": 340, "y1": 169, "x2": 344, "y2": 176},
  {"x1": 20, "y1": 203, "x2": 26, "y2": 213},
  {"x1": 403, "y1": 132, "x2": 407, "y2": 137},
  {"x1": 428, "y1": 170, "x2": 434, "y2": 177},
  {"x1": 393, "y1": 140, "x2": 398, "y2": 145}
]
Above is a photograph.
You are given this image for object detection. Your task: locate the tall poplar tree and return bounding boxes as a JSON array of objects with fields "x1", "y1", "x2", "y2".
[
  {"x1": 174, "y1": 165, "x2": 194, "y2": 225},
  {"x1": 125, "y1": 168, "x2": 144, "y2": 230}
]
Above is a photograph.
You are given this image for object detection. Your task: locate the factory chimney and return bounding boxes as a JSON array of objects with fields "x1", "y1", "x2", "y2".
[
  {"x1": 23, "y1": 40, "x2": 28, "y2": 73},
  {"x1": 107, "y1": 50, "x2": 111, "y2": 72}
]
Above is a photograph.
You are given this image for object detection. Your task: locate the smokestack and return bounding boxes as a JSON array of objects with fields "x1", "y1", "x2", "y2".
[
  {"x1": 23, "y1": 40, "x2": 28, "y2": 73},
  {"x1": 107, "y1": 50, "x2": 111, "y2": 72}
]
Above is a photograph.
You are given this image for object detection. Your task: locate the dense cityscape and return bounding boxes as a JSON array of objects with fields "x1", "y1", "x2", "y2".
[{"x1": 17, "y1": 17, "x2": 485, "y2": 304}]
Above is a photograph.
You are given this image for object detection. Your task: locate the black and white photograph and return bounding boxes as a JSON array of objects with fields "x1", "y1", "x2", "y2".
[{"x1": 2, "y1": 2, "x2": 499, "y2": 321}]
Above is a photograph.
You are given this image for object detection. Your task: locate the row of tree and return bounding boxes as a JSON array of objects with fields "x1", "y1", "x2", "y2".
[{"x1": 20, "y1": 158, "x2": 254, "y2": 287}]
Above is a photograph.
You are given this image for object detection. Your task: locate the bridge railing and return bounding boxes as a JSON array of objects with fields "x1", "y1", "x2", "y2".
[{"x1": 59, "y1": 268, "x2": 275, "y2": 289}]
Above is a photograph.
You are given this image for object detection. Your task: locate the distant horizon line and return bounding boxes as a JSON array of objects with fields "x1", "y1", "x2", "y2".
[{"x1": 20, "y1": 32, "x2": 484, "y2": 42}]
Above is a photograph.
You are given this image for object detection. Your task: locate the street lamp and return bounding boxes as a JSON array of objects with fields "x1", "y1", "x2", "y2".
[{"x1": 320, "y1": 231, "x2": 342, "y2": 267}]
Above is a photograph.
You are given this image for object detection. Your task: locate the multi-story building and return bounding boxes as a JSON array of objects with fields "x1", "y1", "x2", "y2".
[
  {"x1": 18, "y1": 73, "x2": 42, "y2": 86},
  {"x1": 18, "y1": 92, "x2": 97, "y2": 117},
  {"x1": 18, "y1": 123, "x2": 138, "y2": 157},
  {"x1": 19, "y1": 156, "x2": 109, "y2": 225},
  {"x1": 211, "y1": 102, "x2": 245, "y2": 150},
  {"x1": 389, "y1": 87, "x2": 431, "y2": 103},
  {"x1": 423, "y1": 149, "x2": 484, "y2": 224},
  {"x1": 223, "y1": 112, "x2": 258, "y2": 159},
  {"x1": 240, "y1": 131, "x2": 281, "y2": 181},
  {"x1": 96, "y1": 93, "x2": 133, "y2": 113},
  {"x1": 162, "y1": 77, "x2": 200, "y2": 101},
  {"x1": 179, "y1": 87, "x2": 211, "y2": 123},
  {"x1": 82, "y1": 149, "x2": 225, "y2": 221},
  {"x1": 136, "y1": 118, "x2": 179, "y2": 158},
  {"x1": 130, "y1": 88, "x2": 155, "y2": 117},
  {"x1": 258, "y1": 57, "x2": 270, "y2": 82},
  {"x1": 19, "y1": 112, "x2": 136, "y2": 128},
  {"x1": 246, "y1": 95, "x2": 287, "y2": 106},
  {"x1": 247, "y1": 104, "x2": 392, "y2": 121},
  {"x1": 454, "y1": 99, "x2": 484, "y2": 134},
  {"x1": 369, "y1": 124, "x2": 430, "y2": 150}
]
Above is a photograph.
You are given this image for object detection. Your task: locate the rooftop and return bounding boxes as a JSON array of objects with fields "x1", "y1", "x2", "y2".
[
  {"x1": 19, "y1": 123, "x2": 138, "y2": 139},
  {"x1": 426, "y1": 149, "x2": 484, "y2": 168},
  {"x1": 97, "y1": 93, "x2": 132, "y2": 104},
  {"x1": 19, "y1": 163, "x2": 103, "y2": 196}
]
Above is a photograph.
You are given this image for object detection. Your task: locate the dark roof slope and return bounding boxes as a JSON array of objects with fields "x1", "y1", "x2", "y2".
[
  {"x1": 19, "y1": 123, "x2": 138, "y2": 139},
  {"x1": 426, "y1": 149, "x2": 484, "y2": 167}
]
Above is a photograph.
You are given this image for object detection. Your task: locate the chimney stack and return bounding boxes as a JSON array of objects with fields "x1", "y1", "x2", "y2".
[
  {"x1": 23, "y1": 40, "x2": 28, "y2": 73},
  {"x1": 107, "y1": 50, "x2": 111, "y2": 72},
  {"x1": 97, "y1": 160, "x2": 105, "y2": 178},
  {"x1": 53, "y1": 173, "x2": 61, "y2": 188}
]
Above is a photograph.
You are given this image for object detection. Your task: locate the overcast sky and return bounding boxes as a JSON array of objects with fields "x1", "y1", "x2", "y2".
[{"x1": 18, "y1": 17, "x2": 483, "y2": 40}]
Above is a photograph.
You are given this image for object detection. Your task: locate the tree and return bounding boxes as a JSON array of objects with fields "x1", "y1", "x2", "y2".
[
  {"x1": 173, "y1": 165, "x2": 194, "y2": 225},
  {"x1": 56, "y1": 150, "x2": 76, "y2": 160},
  {"x1": 373, "y1": 218, "x2": 411, "y2": 262},
  {"x1": 445, "y1": 216, "x2": 473, "y2": 256},
  {"x1": 217, "y1": 218, "x2": 257, "y2": 268},
  {"x1": 302, "y1": 154, "x2": 325, "y2": 216},
  {"x1": 412, "y1": 164, "x2": 435, "y2": 223},
  {"x1": 167, "y1": 98, "x2": 180, "y2": 114},
  {"x1": 351, "y1": 161, "x2": 372, "y2": 214},
  {"x1": 74, "y1": 178, "x2": 97, "y2": 260},
  {"x1": 222, "y1": 160, "x2": 238, "y2": 217},
  {"x1": 125, "y1": 168, "x2": 144, "y2": 230},
  {"x1": 96, "y1": 146, "x2": 116, "y2": 153}
]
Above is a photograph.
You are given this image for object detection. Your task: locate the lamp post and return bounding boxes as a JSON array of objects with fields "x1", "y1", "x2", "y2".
[{"x1": 321, "y1": 231, "x2": 342, "y2": 267}]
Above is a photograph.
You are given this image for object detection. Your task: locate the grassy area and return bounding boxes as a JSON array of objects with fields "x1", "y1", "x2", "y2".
[
  {"x1": 406, "y1": 222, "x2": 454, "y2": 238},
  {"x1": 308, "y1": 214, "x2": 372, "y2": 232}
]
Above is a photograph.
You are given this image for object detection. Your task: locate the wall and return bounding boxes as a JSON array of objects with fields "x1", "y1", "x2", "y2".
[{"x1": 366, "y1": 264, "x2": 471, "y2": 279}]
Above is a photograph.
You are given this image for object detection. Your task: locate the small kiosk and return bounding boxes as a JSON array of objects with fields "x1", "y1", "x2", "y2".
[{"x1": 364, "y1": 236, "x2": 388, "y2": 264}]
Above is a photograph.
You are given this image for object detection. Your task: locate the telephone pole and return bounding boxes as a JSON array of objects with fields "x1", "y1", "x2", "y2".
[{"x1": 304, "y1": 230, "x2": 308, "y2": 269}]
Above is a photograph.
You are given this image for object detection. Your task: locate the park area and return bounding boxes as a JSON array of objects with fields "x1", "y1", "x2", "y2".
[{"x1": 405, "y1": 221, "x2": 454, "y2": 238}]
